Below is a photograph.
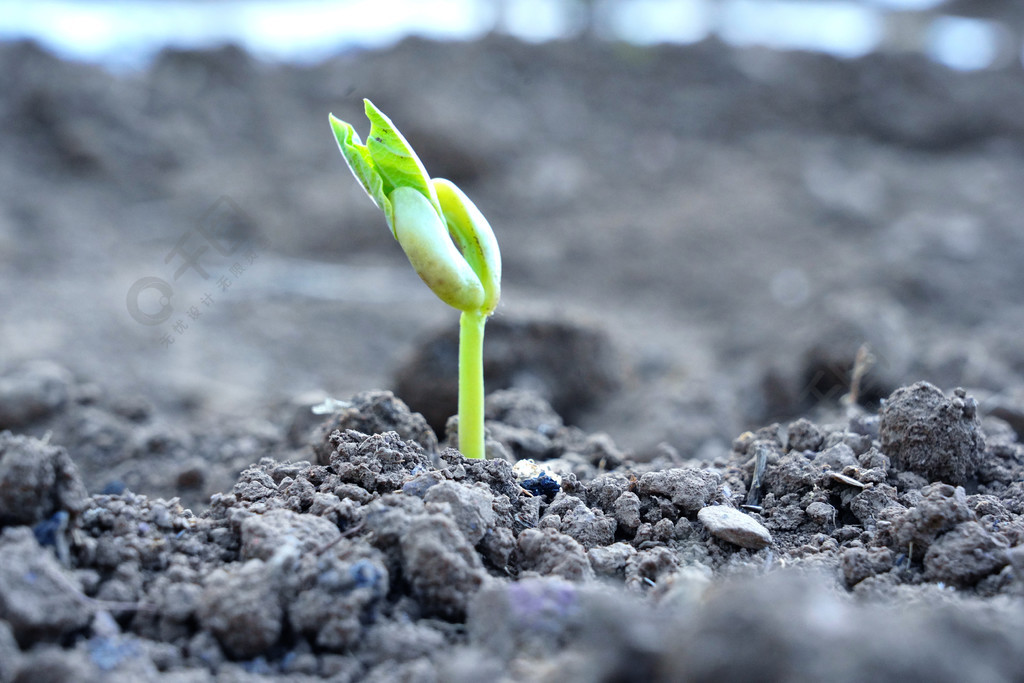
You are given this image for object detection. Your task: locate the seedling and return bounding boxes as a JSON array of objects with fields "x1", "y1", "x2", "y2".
[{"x1": 329, "y1": 99, "x2": 501, "y2": 459}]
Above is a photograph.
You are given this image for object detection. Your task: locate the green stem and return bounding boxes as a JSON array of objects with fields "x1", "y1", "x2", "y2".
[{"x1": 458, "y1": 309, "x2": 487, "y2": 459}]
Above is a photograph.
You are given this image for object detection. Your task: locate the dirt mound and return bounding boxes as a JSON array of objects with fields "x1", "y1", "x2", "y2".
[{"x1": 2, "y1": 376, "x2": 1024, "y2": 680}]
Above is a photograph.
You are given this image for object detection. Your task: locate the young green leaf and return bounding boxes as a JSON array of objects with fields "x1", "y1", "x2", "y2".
[
  {"x1": 363, "y1": 100, "x2": 442, "y2": 220},
  {"x1": 329, "y1": 99, "x2": 441, "y2": 237},
  {"x1": 328, "y1": 113, "x2": 394, "y2": 232}
]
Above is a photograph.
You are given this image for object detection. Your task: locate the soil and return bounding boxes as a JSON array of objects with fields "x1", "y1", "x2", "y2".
[{"x1": 2, "y1": 33, "x2": 1024, "y2": 682}]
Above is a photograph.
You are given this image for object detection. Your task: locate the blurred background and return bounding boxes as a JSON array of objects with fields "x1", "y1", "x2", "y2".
[
  {"x1": 2, "y1": 0, "x2": 1022, "y2": 71},
  {"x1": 2, "y1": 0, "x2": 1023, "y2": 487}
]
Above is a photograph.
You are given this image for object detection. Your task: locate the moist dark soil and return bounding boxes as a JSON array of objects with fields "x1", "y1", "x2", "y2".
[{"x1": 3, "y1": 34, "x2": 1024, "y2": 682}]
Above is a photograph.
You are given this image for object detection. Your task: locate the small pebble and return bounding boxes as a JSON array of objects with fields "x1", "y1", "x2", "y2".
[{"x1": 697, "y1": 506, "x2": 772, "y2": 550}]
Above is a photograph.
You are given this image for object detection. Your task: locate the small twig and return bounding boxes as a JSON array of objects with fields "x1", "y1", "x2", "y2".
[
  {"x1": 315, "y1": 520, "x2": 365, "y2": 556},
  {"x1": 844, "y1": 343, "x2": 875, "y2": 409},
  {"x1": 745, "y1": 443, "x2": 770, "y2": 507}
]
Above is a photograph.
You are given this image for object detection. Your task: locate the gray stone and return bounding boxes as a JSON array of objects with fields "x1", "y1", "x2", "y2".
[
  {"x1": 923, "y1": 521, "x2": 1009, "y2": 587},
  {"x1": 0, "y1": 432, "x2": 87, "y2": 527},
  {"x1": 805, "y1": 501, "x2": 837, "y2": 526},
  {"x1": 240, "y1": 508, "x2": 340, "y2": 561},
  {"x1": 0, "y1": 527, "x2": 93, "y2": 646},
  {"x1": 400, "y1": 514, "x2": 488, "y2": 620},
  {"x1": 289, "y1": 547, "x2": 389, "y2": 651},
  {"x1": 515, "y1": 527, "x2": 593, "y2": 581},
  {"x1": 198, "y1": 558, "x2": 285, "y2": 659},
  {"x1": 636, "y1": 468, "x2": 721, "y2": 514},
  {"x1": 612, "y1": 491, "x2": 641, "y2": 533},
  {"x1": 880, "y1": 382, "x2": 984, "y2": 485},
  {"x1": 588, "y1": 542, "x2": 637, "y2": 578},
  {"x1": 697, "y1": 506, "x2": 772, "y2": 549},
  {"x1": 424, "y1": 481, "x2": 495, "y2": 545}
]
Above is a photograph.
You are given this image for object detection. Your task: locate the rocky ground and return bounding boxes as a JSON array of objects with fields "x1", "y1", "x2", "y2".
[{"x1": 2, "y1": 33, "x2": 1024, "y2": 682}]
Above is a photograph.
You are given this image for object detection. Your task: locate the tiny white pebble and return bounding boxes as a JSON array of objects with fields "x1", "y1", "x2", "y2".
[{"x1": 698, "y1": 506, "x2": 772, "y2": 550}]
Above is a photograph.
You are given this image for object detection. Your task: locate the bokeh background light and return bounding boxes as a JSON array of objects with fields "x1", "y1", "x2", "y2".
[{"x1": 0, "y1": 0, "x2": 1017, "y2": 71}]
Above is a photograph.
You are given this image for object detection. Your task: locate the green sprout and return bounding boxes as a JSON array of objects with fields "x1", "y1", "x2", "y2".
[{"x1": 329, "y1": 99, "x2": 501, "y2": 459}]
